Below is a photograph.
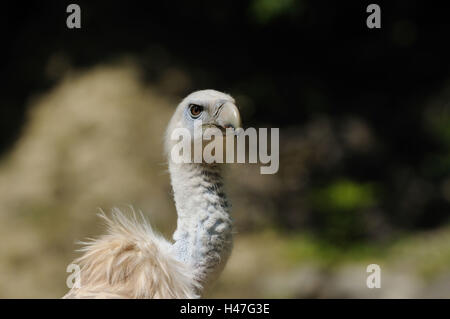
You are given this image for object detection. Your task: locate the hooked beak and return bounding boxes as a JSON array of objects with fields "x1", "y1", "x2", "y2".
[{"x1": 215, "y1": 102, "x2": 242, "y2": 131}]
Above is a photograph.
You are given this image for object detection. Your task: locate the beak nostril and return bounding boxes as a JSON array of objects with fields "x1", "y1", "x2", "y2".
[{"x1": 215, "y1": 102, "x2": 241, "y2": 132}]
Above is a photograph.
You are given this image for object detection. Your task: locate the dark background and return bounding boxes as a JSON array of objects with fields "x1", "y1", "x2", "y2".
[{"x1": 2, "y1": 0, "x2": 450, "y2": 243}]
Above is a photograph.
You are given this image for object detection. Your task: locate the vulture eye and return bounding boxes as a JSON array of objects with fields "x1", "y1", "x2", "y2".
[{"x1": 189, "y1": 104, "x2": 203, "y2": 118}]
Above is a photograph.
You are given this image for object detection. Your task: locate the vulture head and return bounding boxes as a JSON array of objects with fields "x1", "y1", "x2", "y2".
[{"x1": 165, "y1": 89, "x2": 242, "y2": 162}]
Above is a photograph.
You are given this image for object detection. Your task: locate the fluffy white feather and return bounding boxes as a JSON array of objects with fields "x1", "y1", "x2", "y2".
[{"x1": 63, "y1": 208, "x2": 200, "y2": 299}]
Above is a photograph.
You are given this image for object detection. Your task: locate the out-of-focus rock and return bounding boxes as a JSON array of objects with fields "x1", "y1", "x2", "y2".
[{"x1": 0, "y1": 63, "x2": 178, "y2": 297}]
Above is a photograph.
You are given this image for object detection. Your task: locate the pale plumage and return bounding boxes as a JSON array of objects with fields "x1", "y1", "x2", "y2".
[
  {"x1": 63, "y1": 90, "x2": 241, "y2": 299},
  {"x1": 64, "y1": 209, "x2": 200, "y2": 298}
]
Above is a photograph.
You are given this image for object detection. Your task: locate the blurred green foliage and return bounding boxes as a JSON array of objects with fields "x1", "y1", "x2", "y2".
[
  {"x1": 426, "y1": 106, "x2": 450, "y2": 149},
  {"x1": 281, "y1": 232, "x2": 386, "y2": 266},
  {"x1": 250, "y1": 0, "x2": 300, "y2": 23},
  {"x1": 309, "y1": 180, "x2": 378, "y2": 244},
  {"x1": 311, "y1": 180, "x2": 377, "y2": 212}
]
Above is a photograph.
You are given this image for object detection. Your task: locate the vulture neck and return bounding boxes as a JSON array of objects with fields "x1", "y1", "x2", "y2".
[{"x1": 169, "y1": 161, "x2": 233, "y2": 289}]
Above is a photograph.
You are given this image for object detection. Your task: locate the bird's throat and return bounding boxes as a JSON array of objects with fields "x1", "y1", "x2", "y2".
[{"x1": 169, "y1": 162, "x2": 233, "y2": 290}]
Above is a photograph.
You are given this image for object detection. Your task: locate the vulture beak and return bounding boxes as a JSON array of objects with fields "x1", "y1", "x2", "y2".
[{"x1": 215, "y1": 102, "x2": 242, "y2": 131}]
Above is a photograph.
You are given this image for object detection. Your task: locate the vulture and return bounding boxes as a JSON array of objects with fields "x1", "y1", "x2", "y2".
[{"x1": 63, "y1": 90, "x2": 242, "y2": 298}]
